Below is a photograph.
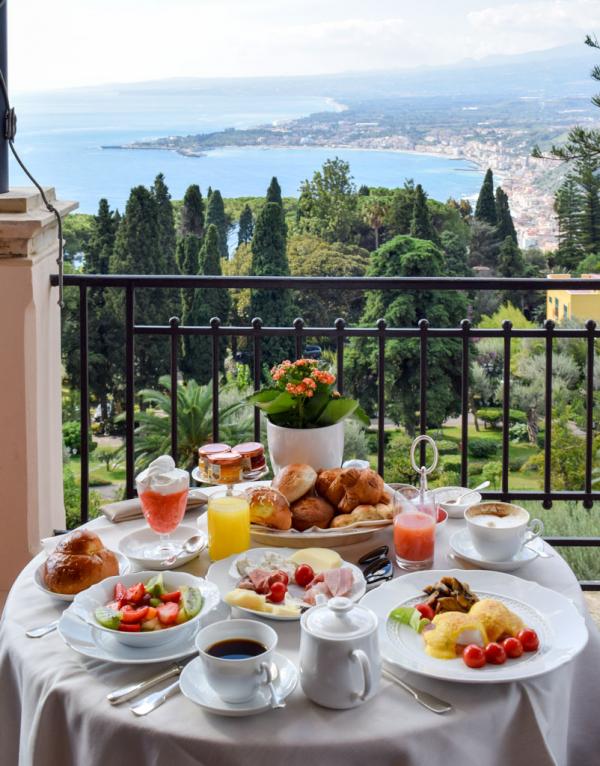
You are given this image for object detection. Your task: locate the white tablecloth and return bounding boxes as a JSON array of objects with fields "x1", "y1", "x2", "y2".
[{"x1": 1, "y1": 513, "x2": 599, "y2": 766}]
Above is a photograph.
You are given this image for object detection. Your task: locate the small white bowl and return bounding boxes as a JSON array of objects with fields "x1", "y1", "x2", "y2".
[
  {"x1": 435, "y1": 486, "x2": 482, "y2": 519},
  {"x1": 71, "y1": 570, "x2": 221, "y2": 648}
]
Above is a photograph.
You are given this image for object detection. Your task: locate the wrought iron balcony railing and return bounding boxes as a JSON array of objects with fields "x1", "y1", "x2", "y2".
[{"x1": 51, "y1": 273, "x2": 600, "y2": 589}]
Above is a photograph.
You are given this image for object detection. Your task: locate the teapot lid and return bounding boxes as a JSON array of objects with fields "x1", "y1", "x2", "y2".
[{"x1": 303, "y1": 597, "x2": 377, "y2": 640}]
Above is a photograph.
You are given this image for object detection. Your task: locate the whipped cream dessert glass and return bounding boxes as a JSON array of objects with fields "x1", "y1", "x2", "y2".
[{"x1": 136, "y1": 455, "x2": 190, "y2": 559}]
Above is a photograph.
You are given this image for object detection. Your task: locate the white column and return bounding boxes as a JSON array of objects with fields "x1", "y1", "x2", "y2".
[{"x1": 0, "y1": 187, "x2": 77, "y2": 592}]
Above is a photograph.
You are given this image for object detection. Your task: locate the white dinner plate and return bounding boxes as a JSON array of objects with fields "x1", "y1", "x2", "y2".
[
  {"x1": 450, "y1": 528, "x2": 543, "y2": 572},
  {"x1": 34, "y1": 551, "x2": 131, "y2": 602},
  {"x1": 57, "y1": 599, "x2": 230, "y2": 664},
  {"x1": 207, "y1": 547, "x2": 366, "y2": 621},
  {"x1": 118, "y1": 525, "x2": 206, "y2": 570},
  {"x1": 361, "y1": 568, "x2": 588, "y2": 684},
  {"x1": 179, "y1": 653, "x2": 298, "y2": 716}
]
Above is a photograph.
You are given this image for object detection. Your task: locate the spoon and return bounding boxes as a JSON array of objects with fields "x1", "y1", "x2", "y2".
[
  {"x1": 161, "y1": 534, "x2": 206, "y2": 568},
  {"x1": 445, "y1": 481, "x2": 490, "y2": 505},
  {"x1": 263, "y1": 662, "x2": 286, "y2": 709}
]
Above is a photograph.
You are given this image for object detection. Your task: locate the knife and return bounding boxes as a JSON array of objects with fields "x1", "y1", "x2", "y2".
[
  {"x1": 382, "y1": 665, "x2": 453, "y2": 714},
  {"x1": 129, "y1": 679, "x2": 181, "y2": 716},
  {"x1": 107, "y1": 661, "x2": 189, "y2": 705}
]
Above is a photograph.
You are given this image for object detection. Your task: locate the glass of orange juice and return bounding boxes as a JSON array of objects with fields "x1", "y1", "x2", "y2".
[
  {"x1": 207, "y1": 489, "x2": 250, "y2": 561},
  {"x1": 393, "y1": 490, "x2": 436, "y2": 571}
]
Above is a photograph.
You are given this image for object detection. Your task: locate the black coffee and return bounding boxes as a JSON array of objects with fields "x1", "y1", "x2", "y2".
[{"x1": 207, "y1": 638, "x2": 267, "y2": 660}]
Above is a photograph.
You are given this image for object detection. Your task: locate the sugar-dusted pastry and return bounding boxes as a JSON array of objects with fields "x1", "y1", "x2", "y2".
[{"x1": 43, "y1": 529, "x2": 118, "y2": 595}]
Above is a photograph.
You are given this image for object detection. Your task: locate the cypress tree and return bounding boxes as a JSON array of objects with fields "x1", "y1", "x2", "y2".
[
  {"x1": 250, "y1": 202, "x2": 293, "y2": 365},
  {"x1": 577, "y1": 158, "x2": 600, "y2": 255},
  {"x1": 495, "y1": 187, "x2": 517, "y2": 244},
  {"x1": 497, "y1": 235, "x2": 525, "y2": 278},
  {"x1": 475, "y1": 168, "x2": 497, "y2": 226},
  {"x1": 358, "y1": 184, "x2": 370, "y2": 196},
  {"x1": 111, "y1": 186, "x2": 169, "y2": 387},
  {"x1": 86, "y1": 198, "x2": 117, "y2": 274},
  {"x1": 152, "y1": 174, "x2": 180, "y2": 319},
  {"x1": 409, "y1": 184, "x2": 436, "y2": 241},
  {"x1": 179, "y1": 184, "x2": 205, "y2": 238},
  {"x1": 205, "y1": 189, "x2": 229, "y2": 260},
  {"x1": 237, "y1": 204, "x2": 254, "y2": 246},
  {"x1": 182, "y1": 225, "x2": 231, "y2": 383},
  {"x1": 176, "y1": 234, "x2": 202, "y2": 317},
  {"x1": 266, "y1": 176, "x2": 283, "y2": 206}
]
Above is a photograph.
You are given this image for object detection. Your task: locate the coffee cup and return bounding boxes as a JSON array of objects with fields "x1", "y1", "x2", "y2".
[
  {"x1": 464, "y1": 502, "x2": 544, "y2": 562},
  {"x1": 196, "y1": 619, "x2": 277, "y2": 703}
]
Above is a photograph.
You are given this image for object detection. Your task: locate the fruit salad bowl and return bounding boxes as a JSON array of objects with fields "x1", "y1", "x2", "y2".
[{"x1": 71, "y1": 570, "x2": 220, "y2": 648}]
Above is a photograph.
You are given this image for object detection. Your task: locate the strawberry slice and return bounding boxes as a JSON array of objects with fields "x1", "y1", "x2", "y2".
[
  {"x1": 120, "y1": 605, "x2": 149, "y2": 624},
  {"x1": 114, "y1": 583, "x2": 127, "y2": 602},
  {"x1": 126, "y1": 582, "x2": 145, "y2": 604},
  {"x1": 118, "y1": 623, "x2": 141, "y2": 632},
  {"x1": 159, "y1": 591, "x2": 181, "y2": 603},
  {"x1": 157, "y1": 601, "x2": 179, "y2": 626}
]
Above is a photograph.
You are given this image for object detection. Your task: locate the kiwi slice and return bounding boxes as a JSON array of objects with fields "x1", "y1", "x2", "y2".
[
  {"x1": 181, "y1": 586, "x2": 203, "y2": 619},
  {"x1": 145, "y1": 573, "x2": 166, "y2": 597},
  {"x1": 95, "y1": 607, "x2": 121, "y2": 630}
]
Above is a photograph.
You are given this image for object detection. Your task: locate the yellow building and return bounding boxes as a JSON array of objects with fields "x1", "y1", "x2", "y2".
[{"x1": 546, "y1": 273, "x2": 600, "y2": 323}]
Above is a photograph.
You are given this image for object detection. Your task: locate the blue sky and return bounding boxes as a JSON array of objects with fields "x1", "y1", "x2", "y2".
[{"x1": 8, "y1": 0, "x2": 598, "y2": 92}]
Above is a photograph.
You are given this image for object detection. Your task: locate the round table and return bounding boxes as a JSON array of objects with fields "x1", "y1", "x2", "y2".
[{"x1": 1, "y1": 512, "x2": 600, "y2": 766}]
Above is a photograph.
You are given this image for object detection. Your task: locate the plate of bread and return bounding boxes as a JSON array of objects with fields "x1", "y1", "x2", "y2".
[
  {"x1": 34, "y1": 529, "x2": 130, "y2": 601},
  {"x1": 203, "y1": 464, "x2": 395, "y2": 548}
]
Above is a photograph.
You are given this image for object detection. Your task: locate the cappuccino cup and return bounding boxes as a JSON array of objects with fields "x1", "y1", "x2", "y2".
[
  {"x1": 196, "y1": 619, "x2": 277, "y2": 703},
  {"x1": 465, "y1": 502, "x2": 544, "y2": 562}
]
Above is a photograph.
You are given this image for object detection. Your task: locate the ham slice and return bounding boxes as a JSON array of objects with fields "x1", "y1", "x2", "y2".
[
  {"x1": 303, "y1": 567, "x2": 355, "y2": 603},
  {"x1": 239, "y1": 568, "x2": 272, "y2": 594}
]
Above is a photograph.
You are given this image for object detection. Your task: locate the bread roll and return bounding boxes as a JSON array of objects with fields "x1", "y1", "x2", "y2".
[
  {"x1": 291, "y1": 496, "x2": 335, "y2": 531},
  {"x1": 246, "y1": 487, "x2": 292, "y2": 530},
  {"x1": 337, "y1": 468, "x2": 385, "y2": 513},
  {"x1": 315, "y1": 468, "x2": 345, "y2": 507},
  {"x1": 330, "y1": 505, "x2": 383, "y2": 528},
  {"x1": 272, "y1": 464, "x2": 317, "y2": 503},
  {"x1": 43, "y1": 529, "x2": 119, "y2": 594},
  {"x1": 375, "y1": 502, "x2": 395, "y2": 520}
]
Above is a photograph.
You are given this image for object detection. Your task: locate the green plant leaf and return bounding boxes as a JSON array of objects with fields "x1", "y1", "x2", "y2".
[
  {"x1": 247, "y1": 388, "x2": 280, "y2": 405},
  {"x1": 316, "y1": 398, "x2": 360, "y2": 426},
  {"x1": 351, "y1": 404, "x2": 371, "y2": 427},
  {"x1": 256, "y1": 391, "x2": 296, "y2": 415},
  {"x1": 302, "y1": 390, "x2": 331, "y2": 422}
]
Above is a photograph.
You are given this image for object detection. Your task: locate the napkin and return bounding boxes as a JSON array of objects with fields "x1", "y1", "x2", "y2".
[{"x1": 101, "y1": 489, "x2": 209, "y2": 523}]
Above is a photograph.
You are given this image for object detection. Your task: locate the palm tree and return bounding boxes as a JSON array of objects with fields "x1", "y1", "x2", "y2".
[{"x1": 127, "y1": 376, "x2": 254, "y2": 471}]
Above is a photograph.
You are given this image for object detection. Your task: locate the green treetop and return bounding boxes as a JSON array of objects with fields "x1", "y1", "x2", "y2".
[
  {"x1": 85, "y1": 198, "x2": 118, "y2": 274},
  {"x1": 475, "y1": 169, "x2": 497, "y2": 226},
  {"x1": 266, "y1": 176, "x2": 283, "y2": 206},
  {"x1": 237, "y1": 204, "x2": 254, "y2": 246},
  {"x1": 205, "y1": 189, "x2": 229, "y2": 260},
  {"x1": 182, "y1": 224, "x2": 231, "y2": 383},
  {"x1": 250, "y1": 202, "x2": 293, "y2": 364},
  {"x1": 176, "y1": 234, "x2": 202, "y2": 317},
  {"x1": 497, "y1": 235, "x2": 525, "y2": 278},
  {"x1": 554, "y1": 176, "x2": 584, "y2": 271},
  {"x1": 495, "y1": 187, "x2": 517, "y2": 244},
  {"x1": 179, "y1": 184, "x2": 205, "y2": 238},
  {"x1": 409, "y1": 184, "x2": 437, "y2": 241},
  {"x1": 296, "y1": 157, "x2": 358, "y2": 243},
  {"x1": 152, "y1": 173, "x2": 178, "y2": 274}
]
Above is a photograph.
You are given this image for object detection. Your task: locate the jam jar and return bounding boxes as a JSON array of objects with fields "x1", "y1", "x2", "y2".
[
  {"x1": 207, "y1": 450, "x2": 243, "y2": 484},
  {"x1": 233, "y1": 442, "x2": 266, "y2": 475},
  {"x1": 198, "y1": 443, "x2": 231, "y2": 476}
]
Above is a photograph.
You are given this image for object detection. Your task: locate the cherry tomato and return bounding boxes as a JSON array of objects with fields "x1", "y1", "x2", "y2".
[
  {"x1": 268, "y1": 582, "x2": 287, "y2": 603},
  {"x1": 502, "y1": 637, "x2": 524, "y2": 659},
  {"x1": 484, "y1": 642, "x2": 507, "y2": 665},
  {"x1": 463, "y1": 644, "x2": 486, "y2": 669},
  {"x1": 415, "y1": 603, "x2": 435, "y2": 621},
  {"x1": 295, "y1": 564, "x2": 314, "y2": 587},
  {"x1": 268, "y1": 571, "x2": 289, "y2": 587},
  {"x1": 517, "y1": 628, "x2": 539, "y2": 652}
]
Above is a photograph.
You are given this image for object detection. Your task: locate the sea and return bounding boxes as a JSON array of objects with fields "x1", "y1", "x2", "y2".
[{"x1": 8, "y1": 85, "x2": 483, "y2": 214}]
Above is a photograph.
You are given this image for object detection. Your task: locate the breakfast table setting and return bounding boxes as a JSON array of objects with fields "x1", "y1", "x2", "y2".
[{"x1": 2, "y1": 361, "x2": 600, "y2": 766}]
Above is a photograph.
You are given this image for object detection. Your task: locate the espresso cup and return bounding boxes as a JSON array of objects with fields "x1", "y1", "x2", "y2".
[
  {"x1": 196, "y1": 619, "x2": 277, "y2": 703},
  {"x1": 465, "y1": 502, "x2": 544, "y2": 562}
]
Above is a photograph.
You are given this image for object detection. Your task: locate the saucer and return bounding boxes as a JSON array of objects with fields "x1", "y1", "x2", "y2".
[
  {"x1": 57, "y1": 599, "x2": 230, "y2": 664},
  {"x1": 34, "y1": 552, "x2": 130, "y2": 602},
  {"x1": 449, "y1": 528, "x2": 544, "y2": 571},
  {"x1": 179, "y1": 653, "x2": 298, "y2": 716},
  {"x1": 118, "y1": 525, "x2": 206, "y2": 570}
]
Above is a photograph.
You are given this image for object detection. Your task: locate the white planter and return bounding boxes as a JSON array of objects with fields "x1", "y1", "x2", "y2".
[{"x1": 266, "y1": 420, "x2": 345, "y2": 474}]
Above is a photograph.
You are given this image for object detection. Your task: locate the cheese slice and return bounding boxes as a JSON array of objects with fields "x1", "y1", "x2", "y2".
[
  {"x1": 289, "y1": 548, "x2": 342, "y2": 573},
  {"x1": 224, "y1": 588, "x2": 301, "y2": 616}
]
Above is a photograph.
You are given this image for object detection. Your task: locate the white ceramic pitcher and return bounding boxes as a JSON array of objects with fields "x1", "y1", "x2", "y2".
[{"x1": 299, "y1": 596, "x2": 381, "y2": 709}]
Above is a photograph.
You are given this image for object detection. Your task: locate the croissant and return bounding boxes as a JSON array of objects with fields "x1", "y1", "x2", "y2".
[
  {"x1": 330, "y1": 504, "x2": 383, "y2": 528},
  {"x1": 315, "y1": 468, "x2": 345, "y2": 507},
  {"x1": 337, "y1": 468, "x2": 384, "y2": 513}
]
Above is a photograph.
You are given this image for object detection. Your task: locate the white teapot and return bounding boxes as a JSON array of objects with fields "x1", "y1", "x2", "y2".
[{"x1": 299, "y1": 596, "x2": 381, "y2": 709}]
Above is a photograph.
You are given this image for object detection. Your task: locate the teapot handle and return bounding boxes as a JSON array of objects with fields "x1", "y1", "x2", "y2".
[{"x1": 351, "y1": 649, "x2": 372, "y2": 702}]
